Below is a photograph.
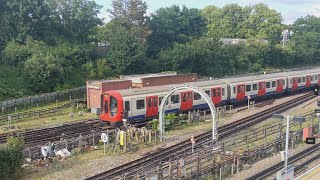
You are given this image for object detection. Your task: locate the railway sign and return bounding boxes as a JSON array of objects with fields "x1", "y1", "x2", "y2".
[
  {"x1": 101, "y1": 133, "x2": 108, "y2": 143},
  {"x1": 306, "y1": 137, "x2": 316, "y2": 144}
]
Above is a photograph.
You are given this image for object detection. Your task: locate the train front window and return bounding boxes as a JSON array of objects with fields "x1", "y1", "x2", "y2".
[
  {"x1": 105, "y1": 100, "x2": 109, "y2": 113},
  {"x1": 110, "y1": 96, "x2": 118, "y2": 117}
]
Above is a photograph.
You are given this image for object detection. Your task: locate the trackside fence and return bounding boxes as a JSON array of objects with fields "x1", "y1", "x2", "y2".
[{"x1": 0, "y1": 86, "x2": 86, "y2": 113}]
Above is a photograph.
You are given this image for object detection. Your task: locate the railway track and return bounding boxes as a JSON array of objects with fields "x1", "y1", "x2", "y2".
[
  {"x1": 86, "y1": 92, "x2": 316, "y2": 180},
  {"x1": 0, "y1": 119, "x2": 104, "y2": 146},
  {"x1": 247, "y1": 143, "x2": 320, "y2": 180}
]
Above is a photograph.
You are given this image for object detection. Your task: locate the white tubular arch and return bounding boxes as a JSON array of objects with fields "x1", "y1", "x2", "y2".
[{"x1": 158, "y1": 85, "x2": 217, "y2": 142}]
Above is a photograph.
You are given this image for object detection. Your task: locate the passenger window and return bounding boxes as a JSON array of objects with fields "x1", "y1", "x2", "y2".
[
  {"x1": 298, "y1": 77, "x2": 301, "y2": 83},
  {"x1": 171, "y1": 94, "x2": 180, "y2": 104},
  {"x1": 217, "y1": 89, "x2": 221, "y2": 96},
  {"x1": 259, "y1": 83, "x2": 265, "y2": 90},
  {"x1": 182, "y1": 93, "x2": 187, "y2": 102},
  {"x1": 136, "y1": 99, "x2": 145, "y2": 110},
  {"x1": 315, "y1": 75, "x2": 318, "y2": 81},
  {"x1": 125, "y1": 101, "x2": 130, "y2": 111},
  {"x1": 246, "y1": 85, "x2": 251, "y2": 92},
  {"x1": 205, "y1": 90, "x2": 210, "y2": 96},
  {"x1": 312, "y1": 75, "x2": 315, "y2": 81},
  {"x1": 266, "y1": 82, "x2": 271, "y2": 88},
  {"x1": 153, "y1": 97, "x2": 157, "y2": 106},
  {"x1": 194, "y1": 92, "x2": 201, "y2": 100},
  {"x1": 272, "y1": 81, "x2": 276, "y2": 87},
  {"x1": 148, "y1": 98, "x2": 152, "y2": 107},
  {"x1": 159, "y1": 97, "x2": 168, "y2": 105},
  {"x1": 252, "y1": 84, "x2": 257, "y2": 91},
  {"x1": 188, "y1": 92, "x2": 192, "y2": 101},
  {"x1": 241, "y1": 85, "x2": 245, "y2": 92},
  {"x1": 233, "y1": 86, "x2": 236, "y2": 94},
  {"x1": 302, "y1": 77, "x2": 306, "y2": 82},
  {"x1": 290, "y1": 79, "x2": 293, "y2": 85},
  {"x1": 237, "y1": 86, "x2": 241, "y2": 93},
  {"x1": 213, "y1": 89, "x2": 216, "y2": 97},
  {"x1": 222, "y1": 88, "x2": 225, "y2": 96}
]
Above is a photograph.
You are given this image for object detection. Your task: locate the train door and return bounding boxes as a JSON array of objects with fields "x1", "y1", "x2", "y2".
[
  {"x1": 292, "y1": 77, "x2": 298, "y2": 90},
  {"x1": 211, "y1": 87, "x2": 222, "y2": 104},
  {"x1": 306, "y1": 75, "x2": 311, "y2": 87},
  {"x1": 276, "y1": 79, "x2": 284, "y2": 93},
  {"x1": 102, "y1": 95, "x2": 110, "y2": 116},
  {"x1": 236, "y1": 84, "x2": 245, "y2": 101},
  {"x1": 258, "y1": 82, "x2": 266, "y2": 96},
  {"x1": 146, "y1": 96, "x2": 158, "y2": 117},
  {"x1": 180, "y1": 91, "x2": 193, "y2": 111}
]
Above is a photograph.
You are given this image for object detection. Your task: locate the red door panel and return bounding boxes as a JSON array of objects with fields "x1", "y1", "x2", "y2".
[
  {"x1": 236, "y1": 84, "x2": 245, "y2": 101},
  {"x1": 276, "y1": 79, "x2": 284, "y2": 93},
  {"x1": 306, "y1": 76, "x2": 311, "y2": 87},
  {"x1": 292, "y1": 77, "x2": 298, "y2": 90},
  {"x1": 318, "y1": 75, "x2": 320, "y2": 85},
  {"x1": 258, "y1": 82, "x2": 266, "y2": 96},
  {"x1": 152, "y1": 96, "x2": 158, "y2": 116},
  {"x1": 180, "y1": 91, "x2": 193, "y2": 111},
  {"x1": 211, "y1": 87, "x2": 222, "y2": 104}
]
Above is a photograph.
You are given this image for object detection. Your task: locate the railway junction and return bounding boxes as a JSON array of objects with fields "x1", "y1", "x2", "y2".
[{"x1": 1, "y1": 72, "x2": 320, "y2": 180}]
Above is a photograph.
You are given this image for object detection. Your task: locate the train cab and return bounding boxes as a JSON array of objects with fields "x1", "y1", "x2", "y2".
[{"x1": 100, "y1": 91, "x2": 124, "y2": 127}]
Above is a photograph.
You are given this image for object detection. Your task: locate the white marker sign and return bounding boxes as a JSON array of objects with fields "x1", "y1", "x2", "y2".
[{"x1": 101, "y1": 133, "x2": 108, "y2": 143}]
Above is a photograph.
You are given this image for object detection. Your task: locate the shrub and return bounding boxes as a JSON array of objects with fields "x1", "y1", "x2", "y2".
[{"x1": 0, "y1": 136, "x2": 25, "y2": 180}]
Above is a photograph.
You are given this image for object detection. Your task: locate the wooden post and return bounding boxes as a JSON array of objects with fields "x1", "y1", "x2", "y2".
[
  {"x1": 246, "y1": 136, "x2": 249, "y2": 150},
  {"x1": 149, "y1": 130, "x2": 152, "y2": 143},
  {"x1": 123, "y1": 132, "x2": 127, "y2": 152},
  {"x1": 157, "y1": 164, "x2": 162, "y2": 180},
  {"x1": 197, "y1": 156, "x2": 201, "y2": 180},
  {"x1": 188, "y1": 111, "x2": 191, "y2": 125},
  {"x1": 204, "y1": 110, "x2": 206, "y2": 120},
  {"x1": 264, "y1": 129, "x2": 267, "y2": 148},
  {"x1": 154, "y1": 131, "x2": 157, "y2": 142},
  {"x1": 135, "y1": 129, "x2": 138, "y2": 142},
  {"x1": 221, "y1": 140, "x2": 225, "y2": 152},
  {"x1": 168, "y1": 161, "x2": 173, "y2": 180}
]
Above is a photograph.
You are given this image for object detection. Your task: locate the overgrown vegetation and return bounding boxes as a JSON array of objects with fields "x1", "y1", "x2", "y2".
[
  {"x1": 0, "y1": 137, "x2": 25, "y2": 180},
  {"x1": 1, "y1": 0, "x2": 320, "y2": 100}
]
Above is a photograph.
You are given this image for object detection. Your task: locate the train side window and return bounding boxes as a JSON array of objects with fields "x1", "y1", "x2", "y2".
[
  {"x1": 302, "y1": 77, "x2": 306, "y2": 82},
  {"x1": 217, "y1": 88, "x2": 221, "y2": 96},
  {"x1": 266, "y1": 82, "x2": 271, "y2": 88},
  {"x1": 312, "y1": 75, "x2": 314, "y2": 81},
  {"x1": 171, "y1": 94, "x2": 180, "y2": 104},
  {"x1": 205, "y1": 90, "x2": 210, "y2": 96},
  {"x1": 290, "y1": 79, "x2": 293, "y2": 85},
  {"x1": 159, "y1": 97, "x2": 168, "y2": 105},
  {"x1": 315, "y1": 75, "x2": 318, "y2": 81},
  {"x1": 246, "y1": 85, "x2": 251, "y2": 92},
  {"x1": 233, "y1": 86, "x2": 236, "y2": 94},
  {"x1": 272, "y1": 81, "x2": 276, "y2": 87},
  {"x1": 194, "y1": 92, "x2": 201, "y2": 100},
  {"x1": 212, "y1": 89, "x2": 216, "y2": 97},
  {"x1": 124, "y1": 101, "x2": 130, "y2": 111},
  {"x1": 136, "y1": 99, "x2": 145, "y2": 110},
  {"x1": 252, "y1": 84, "x2": 257, "y2": 91},
  {"x1": 188, "y1": 92, "x2": 192, "y2": 101},
  {"x1": 182, "y1": 93, "x2": 187, "y2": 102},
  {"x1": 153, "y1": 97, "x2": 157, "y2": 106},
  {"x1": 241, "y1": 85, "x2": 245, "y2": 92},
  {"x1": 298, "y1": 77, "x2": 301, "y2": 83},
  {"x1": 222, "y1": 88, "x2": 225, "y2": 96}
]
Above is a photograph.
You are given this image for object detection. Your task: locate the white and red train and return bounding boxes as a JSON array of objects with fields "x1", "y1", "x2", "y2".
[{"x1": 100, "y1": 68, "x2": 320, "y2": 126}]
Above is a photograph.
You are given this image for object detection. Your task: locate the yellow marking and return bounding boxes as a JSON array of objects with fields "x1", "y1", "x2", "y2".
[{"x1": 300, "y1": 165, "x2": 320, "y2": 180}]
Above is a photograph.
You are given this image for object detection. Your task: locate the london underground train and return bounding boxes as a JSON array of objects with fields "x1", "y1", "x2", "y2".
[{"x1": 100, "y1": 68, "x2": 320, "y2": 126}]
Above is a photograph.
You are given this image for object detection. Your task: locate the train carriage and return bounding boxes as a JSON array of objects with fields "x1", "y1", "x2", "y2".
[{"x1": 287, "y1": 69, "x2": 320, "y2": 91}]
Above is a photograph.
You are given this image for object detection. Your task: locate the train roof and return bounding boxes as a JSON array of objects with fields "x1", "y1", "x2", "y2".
[
  {"x1": 112, "y1": 79, "x2": 225, "y2": 97},
  {"x1": 107, "y1": 68, "x2": 320, "y2": 97}
]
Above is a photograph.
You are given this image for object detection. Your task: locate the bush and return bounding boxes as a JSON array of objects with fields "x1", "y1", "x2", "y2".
[{"x1": 0, "y1": 136, "x2": 25, "y2": 180}]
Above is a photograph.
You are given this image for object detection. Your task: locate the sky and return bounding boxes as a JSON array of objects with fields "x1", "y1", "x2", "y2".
[{"x1": 94, "y1": 0, "x2": 320, "y2": 24}]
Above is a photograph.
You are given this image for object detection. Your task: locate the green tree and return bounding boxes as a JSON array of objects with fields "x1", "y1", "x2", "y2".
[
  {"x1": 24, "y1": 53, "x2": 64, "y2": 92},
  {"x1": 108, "y1": 0, "x2": 150, "y2": 43},
  {"x1": 147, "y1": 5, "x2": 207, "y2": 57},
  {"x1": 47, "y1": 0, "x2": 102, "y2": 43}
]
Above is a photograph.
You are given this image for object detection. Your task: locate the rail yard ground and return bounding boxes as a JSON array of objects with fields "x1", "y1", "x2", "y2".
[
  {"x1": 0, "y1": 105, "x2": 98, "y2": 135},
  {"x1": 22, "y1": 92, "x2": 320, "y2": 180}
]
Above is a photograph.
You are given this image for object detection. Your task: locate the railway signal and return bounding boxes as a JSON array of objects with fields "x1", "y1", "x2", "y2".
[
  {"x1": 314, "y1": 85, "x2": 319, "y2": 95},
  {"x1": 190, "y1": 136, "x2": 195, "y2": 153}
]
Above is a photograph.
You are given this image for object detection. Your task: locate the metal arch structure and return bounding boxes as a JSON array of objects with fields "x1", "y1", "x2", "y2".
[{"x1": 158, "y1": 85, "x2": 217, "y2": 142}]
